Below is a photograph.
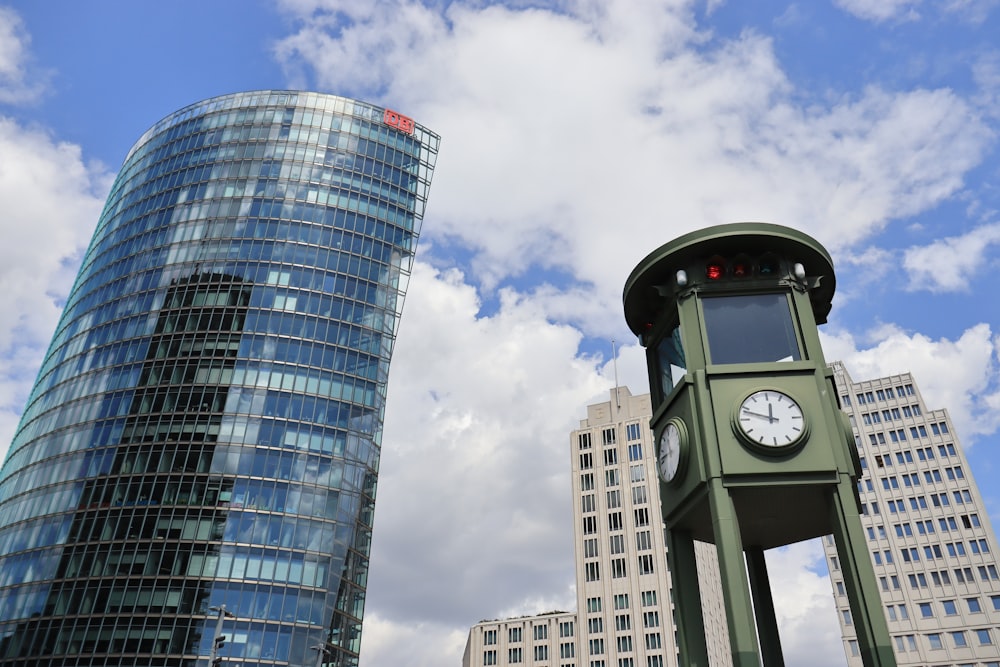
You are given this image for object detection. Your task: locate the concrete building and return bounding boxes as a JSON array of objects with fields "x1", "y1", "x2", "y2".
[
  {"x1": 0, "y1": 91, "x2": 438, "y2": 667},
  {"x1": 825, "y1": 362, "x2": 1000, "y2": 666},
  {"x1": 464, "y1": 388, "x2": 731, "y2": 667}
]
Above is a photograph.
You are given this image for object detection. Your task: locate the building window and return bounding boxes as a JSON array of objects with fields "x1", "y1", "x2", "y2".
[
  {"x1": 976, "y1": 629, "x2": 994, "y2": 645},
  {"x1": 534, "y1": 625, "x2": 548, "y2": 640},
  {"x1": 604, "y1": 449, "x2": 618, "y2": 466},
  {"x1": 608, "y1": 512, "x2": 623, "y2": 531},
  {"x1": 630, "y1": 464, "x2": 645, "y2": 482},
  {"x1": 641, "y1": 590, "x2": 657, "y2": 606},
  {"x1": 602, "y1": 428, "x2": 616, "y2": 445},
  {"x1": 588, "y1": 617, "x2": 604, "y2": 634},
  {"x1": 638, "y1": 554, "x2": 655, "y2": 575},
  {"x1": 606, "y1": 469, "x2": 620, "y2": 486},
  {"x1": 643, "y1": 611, "x2": 660, "y2": 628},
  {"x1": 632, "y1": 486, "x2": 647, "y2": 505},
  {"x1": 616, "y1": 636, "x2": 633, "y2": 652},
  {"x1": 636, "y1": 530, "x2": 652, "y2": 551},
  {"x1": 580, "y1": 453, "x2": 593, "y2": 470},
  {"x1": 951, "y1": 631, "x2": 968, "y2": 648},
  {"x1": 583, "y1": 516, "x2": 597, "y2": 535},
  {"x1": 509, "y1": 647, "x2": 523, "y2": 663},
  {"x1": 587, "y1": 597, "x2": 602, "y2": 613},
  {"x1": 585, "y1": 538, "x2": 599, "y2": 558},
  {"x1": 927, "y1": 633, "x2": 942, "y2": 650},
  {"x1": 614, "y1": 594, "x2": 629, "y2": 610},
  {"x1": 560, "y1": 621, "x2": 574, "y2": 638},
  {"x1": 616, "y1": 614, "x2": 632, "y2": 631},
  {"x1": 581, "y1": 473, "x2": 594, "y2": 490},
  {"x1": 610, "y1": 534, "x2": 625, "y2": 554},
  {"x1": 579, "y1": 433, "x2": 593, "y2": 449},
  {"x1": 586, "y1": 562, "x2": 600, "y2": 582},
  {"x1": 626, "y1": 423, "x2": 641, "y2": 440},
  {"x1": 582, "y1": 494, "x2": 596, "y2": 513},
  {"x1": 589, "y1": 639, "x2": 605, "y2": 655},
  {"x1": 483, "y1": 650, "x2": 497, "y2": 665},
  {"x1": 509, "y1": 628, "x2": 522, "y2": 642},
  {"x1": 634, "y1": 508, "x2": 649, "y2": 527},
  {"x1": 560, "y1": 643, "x2": 576, "y2": 658},
  {"x1": 627, "y1": 444, "x2": 642, "y2": 461},
  {"x1": 607, "y1": 490, "x2": 621, "y2": 509},
  {"x1": 612, "y1": 558, "x2": 627, "y2": 578},
  {"x1": 534, "y1": 646, "x2": 549, "y2": 661},
  {"x1": 484, "y1": 630, "x2": 497, "y2": 645}
]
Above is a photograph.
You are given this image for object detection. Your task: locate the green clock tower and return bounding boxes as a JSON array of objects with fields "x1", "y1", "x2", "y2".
[{"x1": 623, "y1": 223, "x2": 895, "y2": 667}]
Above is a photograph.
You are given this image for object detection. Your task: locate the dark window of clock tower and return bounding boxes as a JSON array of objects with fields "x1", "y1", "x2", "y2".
[
  {"x1": 701, "y1": 293, "x2": 802, "y2": 365},
  {"x1": 655, "y1": 327, "x2": 686, "y2": 396}
]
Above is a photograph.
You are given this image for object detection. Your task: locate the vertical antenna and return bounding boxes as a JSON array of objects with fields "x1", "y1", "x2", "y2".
[{"x1": 612, "y1": 339, "x2": 621, "y2": 409}]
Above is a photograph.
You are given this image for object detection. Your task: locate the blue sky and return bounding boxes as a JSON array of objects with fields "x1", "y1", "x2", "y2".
[{"x1": 1, "y1": 1, "x2": 999, "y2": 665}]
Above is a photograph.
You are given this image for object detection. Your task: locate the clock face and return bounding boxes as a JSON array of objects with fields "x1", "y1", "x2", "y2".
[
  {"x1": 658, "y1": 421, "x2": 683, "y2": 482},
  {"x1": 736, "y1": 390, "x2": 806, "y2": 449}
]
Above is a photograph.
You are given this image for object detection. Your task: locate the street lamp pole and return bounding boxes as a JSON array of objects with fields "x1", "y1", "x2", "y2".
[{"x1": 208, "y1": 604, "x2": 235, "y2": 666}]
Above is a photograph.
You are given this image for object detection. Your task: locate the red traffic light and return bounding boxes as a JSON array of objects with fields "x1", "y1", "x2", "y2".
[{"x1": 706, "y1": 256, "x2": 726, "y2": 280}]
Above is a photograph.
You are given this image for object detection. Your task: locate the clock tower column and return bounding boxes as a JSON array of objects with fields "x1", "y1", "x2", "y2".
[{"x1": 623, "y1": 223, "x2": 894, "y2": 667}]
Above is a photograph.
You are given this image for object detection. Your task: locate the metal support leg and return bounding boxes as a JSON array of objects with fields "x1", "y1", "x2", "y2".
[
  {"x1": 708, "y1": 480, "x2": 761, "y2": 667},
  {"x1": 829, "y1": 477, "x2": 897, "y2": 666},
  {"x1": 666, "y1": 528, "x2": 710, "y2": 667},
  {"x1": 745, "y1": 547, "x2": 784, "y2": 667}
]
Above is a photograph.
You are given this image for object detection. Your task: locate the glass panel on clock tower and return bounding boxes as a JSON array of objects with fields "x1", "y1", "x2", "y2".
[
  {"x1": 701, "y1": 293, "x2": 802, "y2": 365},
  {"x1": 655, "y1": 327, "x2": 686, "y2": 397}
]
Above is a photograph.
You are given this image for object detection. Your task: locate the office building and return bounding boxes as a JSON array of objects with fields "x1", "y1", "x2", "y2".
[
  {"x1": 825, "y1": 362, "x2": 1000, "y2": 666},
  {"x1": 0, "y1": 91, "x2": 438, "y2": 666},
  {"x1": 464, "y1": 388, "x2": 731, "y2": 667}
]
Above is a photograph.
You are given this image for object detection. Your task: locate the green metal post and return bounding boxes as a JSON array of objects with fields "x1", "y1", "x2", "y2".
[
  {"x1": 708, "y1": 480, "x2": 761, "y2": 667},
  {"x1": 666, "y1": 528, "x2": 710, "y2": 667},
  {"x1": 829, "y1": 479, "x2": 897, "y2": 666},
  {"x1": 745, "y1": 547, "x2": 784, "y2": 667}
]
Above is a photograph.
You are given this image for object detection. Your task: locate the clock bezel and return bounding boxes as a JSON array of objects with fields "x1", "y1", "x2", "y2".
[
  {"x1": 732, "y1": 388, "x2": 809, "y2": 455},
  {"x1": 658, "y1": 418, "x2": 689, "y2": 484}
]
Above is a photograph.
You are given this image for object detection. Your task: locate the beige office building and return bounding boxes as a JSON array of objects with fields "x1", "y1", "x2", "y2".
[
  {"x1": 824, "y1": 362, "x2": 1000, "y2": 666},
  {"x1": 463, "y1": 388, "x2": 731, "y2": 667}
]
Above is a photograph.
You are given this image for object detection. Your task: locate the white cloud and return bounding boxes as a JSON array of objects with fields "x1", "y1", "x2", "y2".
[
  {"x1": 368, "y1": 261, "x2": 610, "y2": 636},
  {"x1": 275, "y1": 0, "x2": 994, "y2": 338},
  {"x1": 833, "y1": 0, "x2": 922, "y2": 22},
  {"x1": 821, "y1": 323, "x2": 1000, "y2": 441},
  {"x1": 766, "y1": 540, "x2": 846, "y2": 667},
  {"x1": 903, "y1": 222, "x2": 1000, "y2": 292},
  {"x1": 0, "y1": 117, "x2": 110, "y2": 462},
  {"x1": 833, "y1": 0, "x2": 998, "y2": 22},
  {"x1": 0, "y1": 6, "x2": 46, "y2": 104}
]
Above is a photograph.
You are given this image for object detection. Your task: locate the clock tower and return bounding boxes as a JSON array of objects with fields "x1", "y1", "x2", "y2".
[{"x1": 624, "y1": 223, "x2": 895, "y2": 667}]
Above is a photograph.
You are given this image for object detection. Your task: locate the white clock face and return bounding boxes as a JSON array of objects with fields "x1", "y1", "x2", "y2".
[
  {"x1": 737, "y1": 390, "x2": 806, "y2": 448},
  {"x1": 659, "y1": 422, "x2": 682, "y2": 482}
]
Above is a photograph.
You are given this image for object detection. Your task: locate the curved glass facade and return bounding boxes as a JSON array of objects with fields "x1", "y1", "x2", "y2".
[{"x1": 0, "y1": 91, "x2": 438, "y2": 667}]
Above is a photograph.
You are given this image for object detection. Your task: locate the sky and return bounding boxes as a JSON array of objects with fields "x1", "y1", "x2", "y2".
[{"x1": 0, "y1": 0, "x2": 999, "y2": 665}]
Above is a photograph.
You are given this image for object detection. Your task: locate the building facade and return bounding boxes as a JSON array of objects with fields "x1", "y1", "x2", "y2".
[
  {"x1": 464, "y1": 388, "x2": 731, "y2": 667},
  {"x1": 825, "y1": 363, "x2": 1000, "y2": 666},
  {"x1": 0, "y1": 91, "x2": 438, "y2": 667}
]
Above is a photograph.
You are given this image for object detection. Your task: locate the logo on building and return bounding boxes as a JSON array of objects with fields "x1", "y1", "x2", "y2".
[{"x1": 383, "y1": 108, "x2": 415, "y2": 134}]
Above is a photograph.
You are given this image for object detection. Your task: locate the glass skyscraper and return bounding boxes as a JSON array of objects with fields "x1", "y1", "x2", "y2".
[{"x1": 0, "y1": 91, "x2": 438, "y2": 666}]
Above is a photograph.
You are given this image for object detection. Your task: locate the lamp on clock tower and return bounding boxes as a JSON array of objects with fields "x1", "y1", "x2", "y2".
[{"x1": 623, "y1": 223, "x2": 895, "y2": 667}]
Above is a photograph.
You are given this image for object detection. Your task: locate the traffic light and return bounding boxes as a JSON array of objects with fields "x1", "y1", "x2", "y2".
[
  {"x1": 211, "y1": 634, "x2": 226, "y2": 666},
  {"x1": 702, "y1": 253, "x2": 783, "y2": 281}
]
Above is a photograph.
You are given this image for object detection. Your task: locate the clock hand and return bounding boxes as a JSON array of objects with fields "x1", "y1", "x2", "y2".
[
  {"x1": 768, "y1": 402, "x2": 776, "y2": 424},
  {"x1": 741, "y1": 409, "x2": 773, "y2": 421}
]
